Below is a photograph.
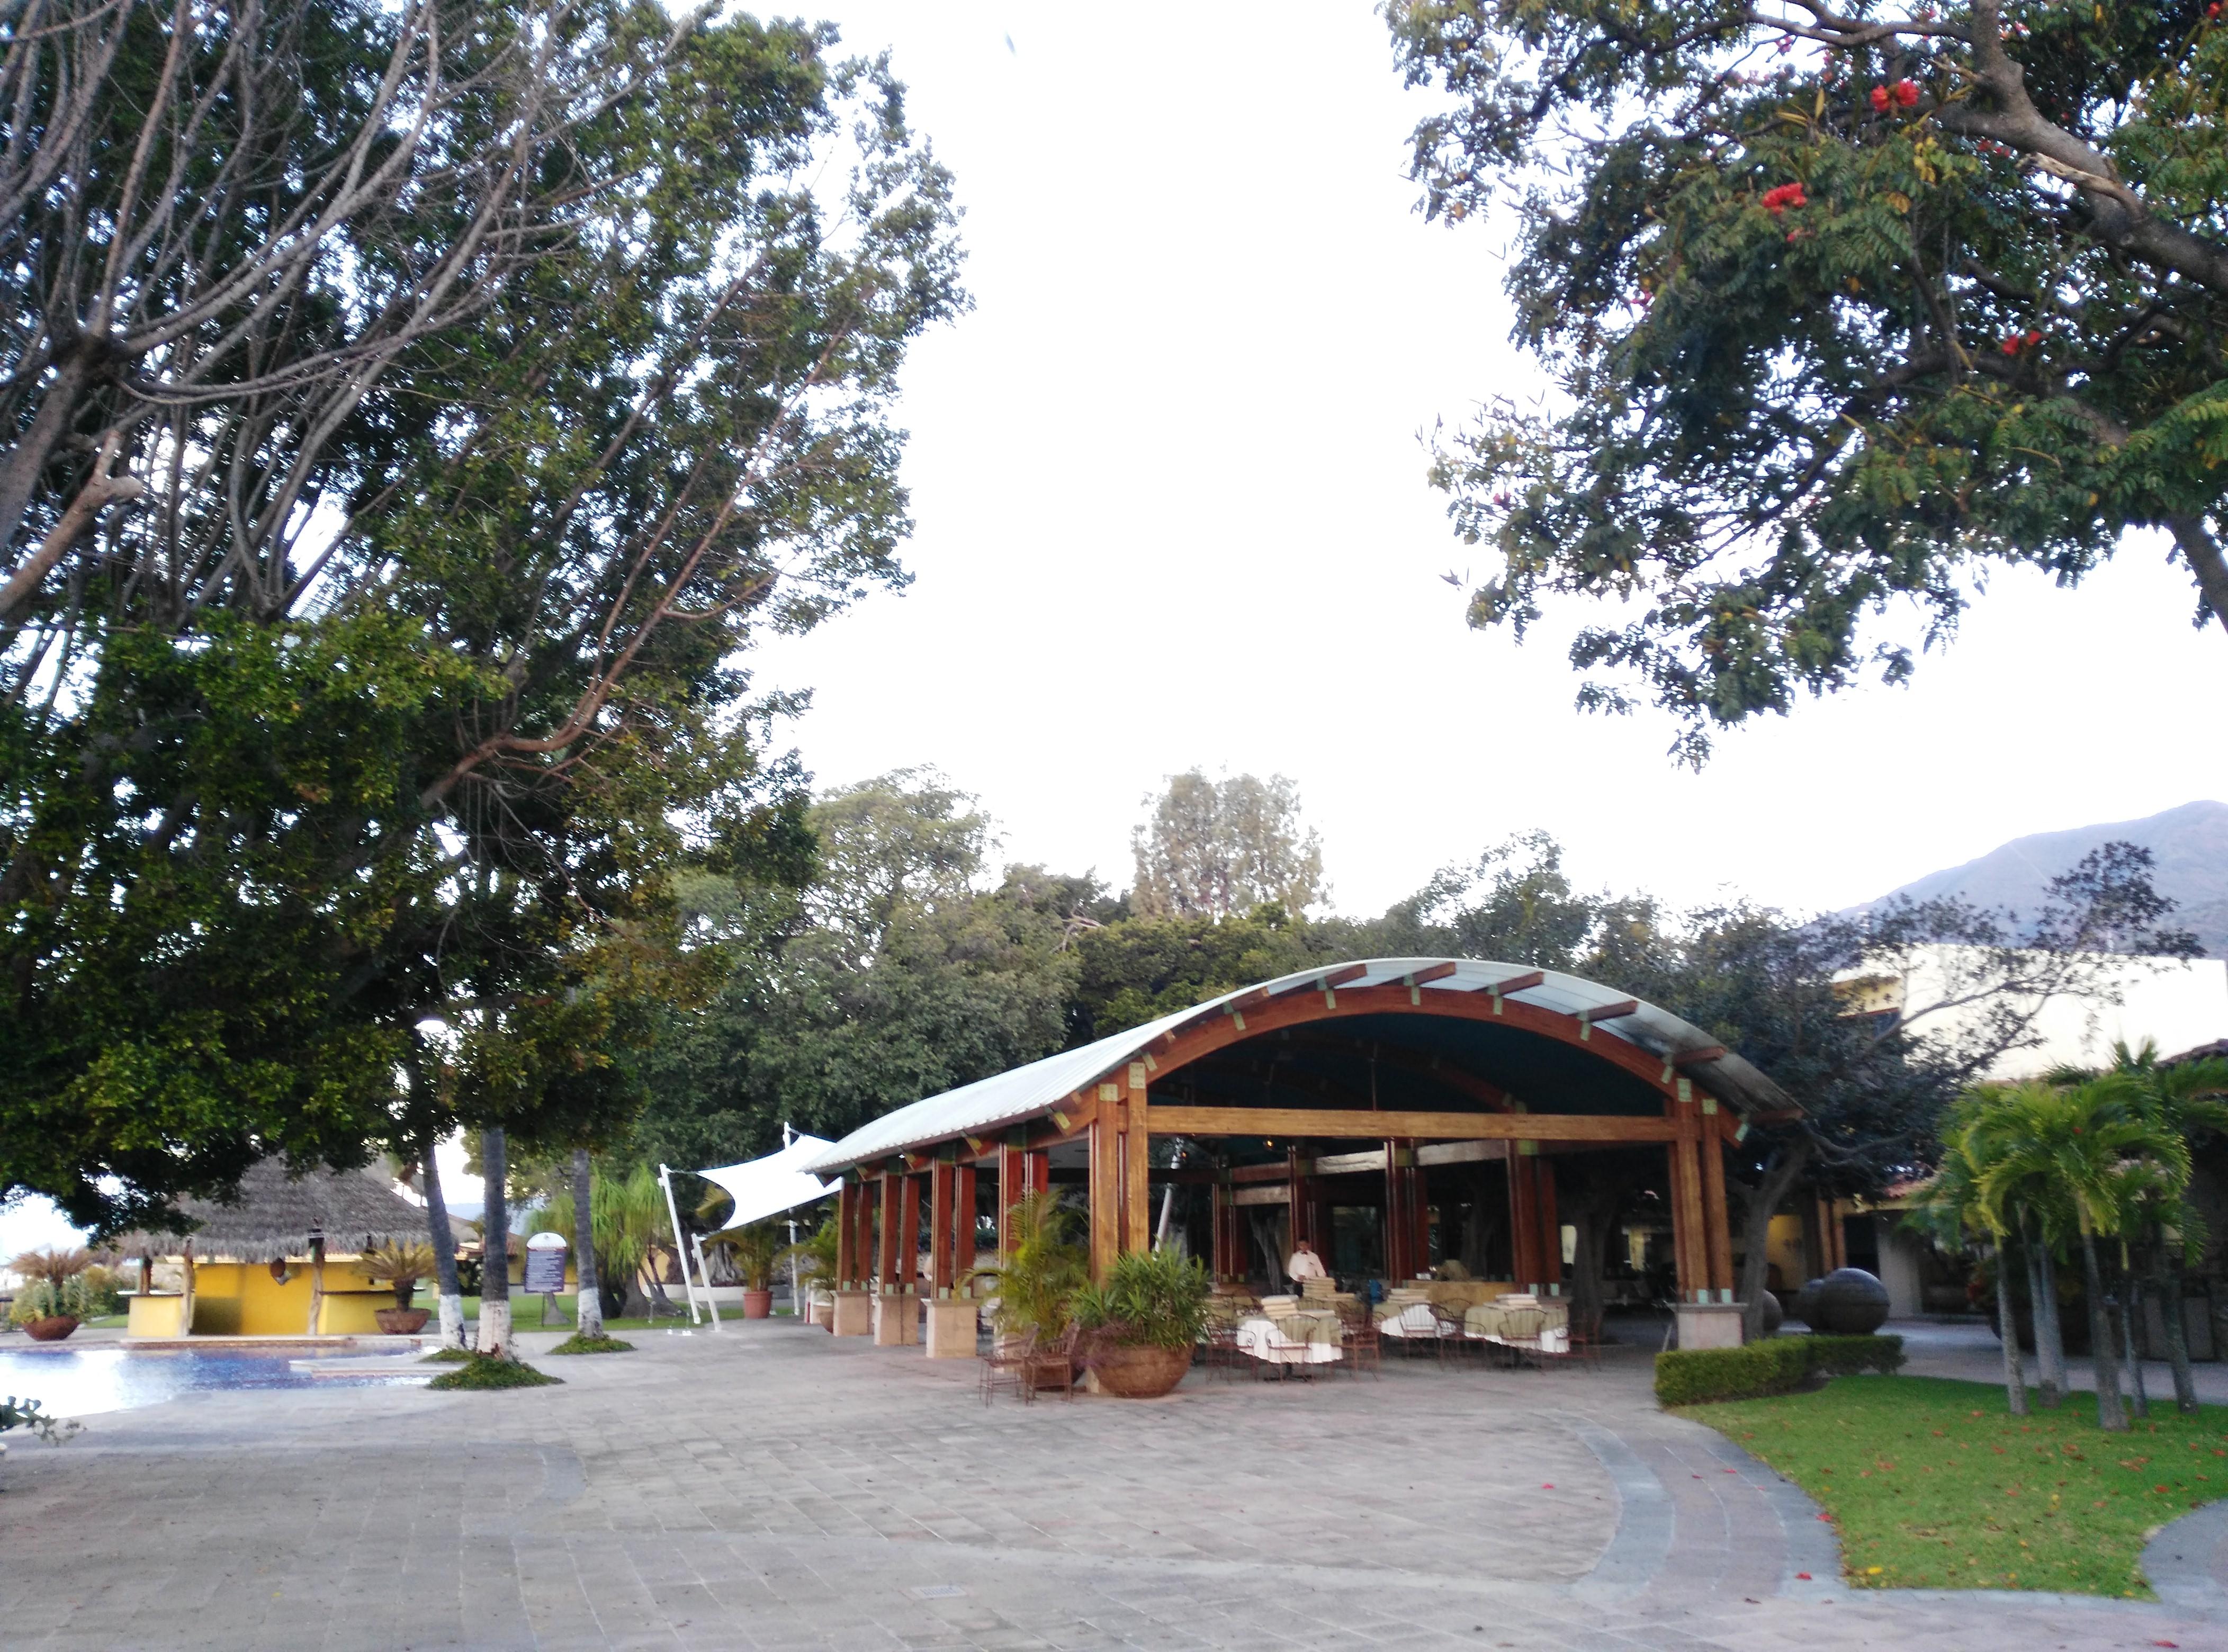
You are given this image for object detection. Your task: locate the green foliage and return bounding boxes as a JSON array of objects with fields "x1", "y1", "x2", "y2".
[
  {"x1": 546, "y1": 1332, "x2": 637, "y2": 1355},
  {"x1": 358, "y1": 1242, "x2": 437, "y2": 1309},
  {"x1": 1803, "y1": 1334, "x2": 1910, "y2": 1378},
  {"x1": 542, "y1": 1163, "x2": 672, "y2": 1316},
  {"x1": 424, "y1": 1354, "x2": 563, "y2": 1390},
  {"x1": 1070, "y1": 1249, "x2": 1212, "y2": 1352},
  {"x1": 1655, "y1": 1337, "x2": 1816, "y2": 1405},
  {"x1": 1655, "y1": 1332, "x2": 1904, "y2": 1403},
  {"x1": 704, "y1": 1220, "x2": 786, "y2": 1291},
  {"x1": 1129, "y1": 770, "x2": 1326, "y2": 920},
  {"x1": 1688, "y1": 1376, "x2": 2228, "y2": 1594},
  {"x1": 419, "y1": 1348, "x2": 475, "y2": 1363},
  {"x1": 0, "y1": 1395, "x2": 78, "y2": 1445},
  {"x1": 982, "y1": 1191, "x2": 1088, "y2": 1341},
  {"x1": 1069, "y1": 909, "x2": 1334, "y2": 1043},
  {"x1": 2, "y1": 1, "x2": 964, "y2": 1234},
  {"x1": 1391, "y1": 0, "x2": 2228, "y2": 761}
]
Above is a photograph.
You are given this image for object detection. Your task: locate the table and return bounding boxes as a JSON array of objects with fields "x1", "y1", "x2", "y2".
[
  {"x1": 1375, "y1": 1302, "x2": 1452, "y2": 1341},
  {"x1": 1236, "y1": 1316, "x2": 1343, "y2": 1367},
  {"x1": 1464, "y1": 1299, "x2": 1570, "y2": 1353}
]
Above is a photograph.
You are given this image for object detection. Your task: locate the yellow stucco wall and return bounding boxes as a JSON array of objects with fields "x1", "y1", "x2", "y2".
[
  {"x1": 1764, "y1": 1214, "x2": 1808, "y2": 1293},
  {"x1": 127, "y1": 1256, "x2": 401, "y2": 1336}
]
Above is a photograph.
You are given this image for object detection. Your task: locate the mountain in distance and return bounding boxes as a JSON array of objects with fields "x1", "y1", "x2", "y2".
[{"x1": 1863, "y1": 800, "x2": 2228, "y2": 958}]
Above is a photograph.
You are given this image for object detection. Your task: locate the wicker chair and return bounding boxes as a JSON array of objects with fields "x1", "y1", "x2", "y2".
[
  {"x1": 981, "y1": 1327, "x2": 1038, "y2": 1406},
  {"x1": 1497, "y1": 1305, "x2": 1548, "y2": 1370},
  {"x1": 1034, "y1": 1325, "x2": 1080, "y2": 1400},
  {"x1": 1426, "y1": 1301, "x2": 1474, "y2": 1367}
]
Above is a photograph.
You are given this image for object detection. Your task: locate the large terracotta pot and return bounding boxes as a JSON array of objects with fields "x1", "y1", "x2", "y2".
[
  {"x1": 375, "y1": 1308, "x2": 431, "y2": 1334},
  {"x1": 1089, "y1": 1342, "x2": 1192, "y2": 1399},
  {"x1": 741, "y1": 1288, "x2": 773, "y2": 1320},
  {"x1": 23, "y1": 1315, "x2": 79, "y2": 1342}
]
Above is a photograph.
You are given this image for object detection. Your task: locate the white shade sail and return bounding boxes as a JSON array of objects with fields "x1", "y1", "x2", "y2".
[{"x1": 698, "y1": 1135, "x2": 837, "y2": 1231}]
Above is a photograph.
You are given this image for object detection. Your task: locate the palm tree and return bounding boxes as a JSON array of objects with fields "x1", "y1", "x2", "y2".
[
  {"x1": 479, "y1": 1126, "x2": 513, "y2": 1356},
  {"x1": 1975, "y1": 1076, "x2": 2183, "y2": 1432},
  {"x1": 2109, "y1": 1042, "x2": 2228, "y2": 1414},
  {"x1": 570, "y1": 1148, "x2": 603, "y2": 1340},
  {"x1": 1909, "y1": 1096, "x2": 2028, "y2": 1415},
  {"x1": 544, "y1": 1162, "x2": 672, "y2": 1319}
]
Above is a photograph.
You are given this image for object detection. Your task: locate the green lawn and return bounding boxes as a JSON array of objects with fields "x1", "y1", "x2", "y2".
[{"x1": 1681, "y1": 1374, "x2": 2228, "y2": 1597}]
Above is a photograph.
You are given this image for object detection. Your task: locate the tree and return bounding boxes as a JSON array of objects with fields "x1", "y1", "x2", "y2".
[
  {"x1": 1, "y1": 3, "x2": 963, "y2": 1232},
  {"x1": 1390, "y1": 0, "x2": 2228, "y2": 761},
  {"x1": 570, "y1": 1148, "x2": 603, "y2": 1341},
  {"x1": 1130, "y1": 770, "x2": 1326, "y2": 920},
  {"x1": 1369, "y1": 831, "x2": 1661, "y2": 977},
  {"x1": 628, "y1": 778, "x2": 1080, "y2": 1164}
]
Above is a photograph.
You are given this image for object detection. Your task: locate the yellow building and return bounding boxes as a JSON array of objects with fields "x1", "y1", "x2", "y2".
[{"x1": 111, "y1": 1159, "x2": 434, "y2": 1337}]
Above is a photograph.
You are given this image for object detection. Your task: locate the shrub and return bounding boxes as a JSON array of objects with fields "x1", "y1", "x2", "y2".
[
  {"x1": 1070, "y1": 1247, "x2": 1211, "y2": 1352},
  {"x1": 425, "y1": 1353, "x2": 562, "y2": 1390},
  {"x1": 547, "y1": 1332, "x2": 635, "y2": 1355},
  {"x1": 1804, "y1": 1333, "x2": 1906, "y2": 1377},
  {"x1": 7, "y1": 1272, "x2": 112, "y2": 1326},
  {"x1": 1655, "y1": 1333, "x2": 1906, "y2": 1405}
]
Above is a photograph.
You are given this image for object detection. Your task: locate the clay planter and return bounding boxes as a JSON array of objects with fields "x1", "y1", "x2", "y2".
[
  {"x1": 1088, "y1": 1342, "x2": 1192, "y2": 1399},
  {"x1": 741, "y1": 1288, "x2": 774, "y2": 1320},
  {"x1": 375, "y1": 1308, "x2": 431, "y2": 1334},
  {"x1": 23, "y1": 1315, "x2": 79, "y2": 1342}
]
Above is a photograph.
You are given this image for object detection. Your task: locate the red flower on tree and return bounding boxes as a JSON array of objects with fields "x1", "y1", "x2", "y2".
[{"x1": 1762, "y1": 182, "x2": 1808, "y2": 214}]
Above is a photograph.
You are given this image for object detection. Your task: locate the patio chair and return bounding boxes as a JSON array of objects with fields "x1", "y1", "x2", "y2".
[
  {"x1": 1034, "y1": 1325, "x2": 1080, "y2": 1401},
  {"x1": 1335, "y1": 1301, "x2": 1381, "y2": 1379},
  {"x1": 1426, "y1": 1301, "x2": 1473, "y2": 1368},
  {"x1": 1564, "y1": 1308, "x2": 1605, "y2": 1371},
  {"x1": 1497, "y1": 1305, "x2": 1547, "y2": 1370},
  {"x1": 981, "y1": 1327, "x2": 1039, "y2": 1407}
]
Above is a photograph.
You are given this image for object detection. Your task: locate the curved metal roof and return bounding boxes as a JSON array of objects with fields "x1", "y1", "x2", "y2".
[{"x1": 803, "y1": 957, "x2": 1790, "y2": 1174}]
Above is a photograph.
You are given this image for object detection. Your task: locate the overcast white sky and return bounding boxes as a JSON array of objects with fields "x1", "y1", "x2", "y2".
[
  {"x1": 749, "y1": 1, "x2": 2223, "y2": 921},
  {"x1": 7, "y1": 4, "x2": 2218, "y2": 1262}
]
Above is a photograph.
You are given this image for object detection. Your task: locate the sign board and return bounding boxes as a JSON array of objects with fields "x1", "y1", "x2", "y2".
[{"x1": 523, "y1": 1232, "x2": 567, "y2": 1294}]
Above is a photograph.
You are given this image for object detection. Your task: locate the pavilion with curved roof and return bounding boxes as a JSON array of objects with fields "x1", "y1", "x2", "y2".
[{"x1": 803, "y1": 957, "x2": 1793, "y2": 1349}]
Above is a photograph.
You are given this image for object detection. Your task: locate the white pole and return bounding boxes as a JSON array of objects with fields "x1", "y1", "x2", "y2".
[
  {"x1": 783, "y1": 1122, "x2": 802, "y2": 1320},
  {"x1": 658, "y1": 1163, "x2": 702, "y2": 1325},
  {"x1": 691, "y1": 1234, "x2": 723, "y2": 1331}
]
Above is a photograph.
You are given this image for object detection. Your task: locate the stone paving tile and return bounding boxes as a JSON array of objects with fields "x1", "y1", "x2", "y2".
[{"x1": 4, "y1": 1323, "x2": 2227, "y2": 1648}]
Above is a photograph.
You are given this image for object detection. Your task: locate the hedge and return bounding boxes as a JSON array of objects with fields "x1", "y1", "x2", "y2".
[{"x1": 1654, "y1": 1333, "x2": 1905, "y2": 1406}]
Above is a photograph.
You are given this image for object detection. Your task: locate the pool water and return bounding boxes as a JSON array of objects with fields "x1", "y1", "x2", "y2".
[{"x1": 0, "y1": 1344, "x2": 430, "y2": 1416}]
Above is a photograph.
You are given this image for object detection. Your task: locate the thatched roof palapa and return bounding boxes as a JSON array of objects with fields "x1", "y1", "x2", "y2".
[{"x1": 109, "y1": 1159, "x2": 429, "y2": 1264}]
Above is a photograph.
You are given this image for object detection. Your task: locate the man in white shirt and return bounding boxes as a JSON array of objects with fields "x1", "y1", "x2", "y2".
[{"x1": 1286, "y1": 1238, "x2": 1327, "y2": 1283}]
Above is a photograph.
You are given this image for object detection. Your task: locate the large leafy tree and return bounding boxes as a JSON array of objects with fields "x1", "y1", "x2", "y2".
[
  {"x1": 1, "y1": 1, "x2": 963, "y2": 1232},
  {"x1": 1391, "y1": 0, "x2": 2228, "y2": 760}
]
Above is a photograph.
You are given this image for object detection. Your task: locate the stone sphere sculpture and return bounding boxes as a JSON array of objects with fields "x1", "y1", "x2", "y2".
[
  {"x1": 1787, "y1": 1279, "x2": 1823, "y2": 1328},
  {"x1": 1811, "y1": 1267, "x2": 1891, "y2": 1335},
  {"x1": 1757, "y1": 1288, "x2": 1784, "y2": 1336}
]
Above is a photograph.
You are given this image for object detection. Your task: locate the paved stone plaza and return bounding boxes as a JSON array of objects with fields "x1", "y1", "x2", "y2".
[{"x1": 5, "y1": 1323, "x2": 2228, "y2": 1651}]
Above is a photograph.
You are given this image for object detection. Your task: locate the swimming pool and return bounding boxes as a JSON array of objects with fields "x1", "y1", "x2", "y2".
[{"x1": 0, "y1": 1343, "x2": 430, "y2": 1416}]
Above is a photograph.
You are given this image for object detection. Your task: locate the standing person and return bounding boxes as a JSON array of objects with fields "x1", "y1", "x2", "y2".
[{"x1": 1286, "y1": 1238, "x2": 1327, "y2": 1285}]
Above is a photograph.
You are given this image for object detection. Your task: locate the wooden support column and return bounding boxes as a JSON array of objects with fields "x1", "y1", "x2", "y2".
[
  {"x1": 998, "y1": 1135, "x2": 1027, "y2": 1258},
  {"x1": 1286, "y1": 1147, "x2": 1311, "y2": 1252},
  {"x1": 1669, "y1": 1083, "x2": 1706, "y2": 1299},
  {"x1": 1210, "y1": 1175, "x2": 1236, "y2": 1280},
  {"x1": 1382, "y1": 1139, "x2": 1407, "y2": 1281},
  {"x1": 1089, "y1": 1083, "x2": 1121, "y2": 1281},
  {"x1": 1411, "y1": 1161, "x2": 1433, "y2": 1276},
  {"x1": 896, "y1": 1172, "x2": 921, "y2": 1295},
  {"x1": 876, "y1": 1171, "x2": 900, "y2": 1291},
  {"x1": 857, "y1": 1173, "x2": 878, "y2": 1288},
  {"x1": 1124, "y1": 1063, "x2": 1152, "y2": 1255},
  {"x1": 1536, "y1": 1161, "x2": 1561, "y2": 1287},
  {"x1": 929, "y1": 1156, "x2": 956, "y2": 1296},
  {"x1": 954, "y1": 1162, "x2": 978, "y2": 1277},
  {"x1": 836, "y1": 1180, "x2": 857, "y2": 1287},
  {"x1": 1508, "y1": 1150, "x2": 1540, "y2": 1288},
  {"x1": 1700, "y1": 1106, "x2": 1733, "y2": 1294}
]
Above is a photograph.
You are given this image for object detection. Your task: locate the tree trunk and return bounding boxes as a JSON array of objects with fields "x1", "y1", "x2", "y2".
[
  {"x1": 307, "y1": 1238, "x2": 326, "y2": 1336},
  {"x1": 2080, "y1": 1227, "x2": 2128, "y2": 1430},
  {"x1": 1735, "y1": 1137, "x2": 1812, "y2": 1341},
  {"x1": 1996, "y1": 1240, "x2": 2029, "y2": 1416},
  {"x1": 2022, "y1": 1235, "x2": 2062, "y2": 1407},
  {"x1": 2036, "y1": 1240, "x2": 2069, "y2": 1403},
  {"x1": 2159, "y1": 1245, "x2": 2199, "y2": 1415},
  {"x1": 572, "y1": 1147, "x2": 603, "y2": 1340},
  {"x1": 422, "y1": 1139, "x2": 467, "y2": 1349},
  {"x1": 478, "y1": 1127, "x2": 511, "y2": 1357},
  {"x1": 179, "y1": 1242, "x2": 196, "y2": 1336},
  {"x1": 2122, "y1": 1256, "x2": 2150, "y2": 1420}
]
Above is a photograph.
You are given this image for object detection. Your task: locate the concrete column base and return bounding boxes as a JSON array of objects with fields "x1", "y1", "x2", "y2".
[
  {"x1": 923, "y1": 1297, "x2": 977, "y2": 1359},
  {"x1": 872, "y1": 1291, "x2": 918, "y2": 1346},
  {"x1": 829, "y1": 1290, "x2": 872, "y2": 1337},
  {"x1": 1675, "y1": 1301, "x2": 1747, "y2": 1350}
]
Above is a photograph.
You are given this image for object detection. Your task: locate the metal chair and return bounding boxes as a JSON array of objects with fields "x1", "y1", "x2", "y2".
[
  {"x1": 1335, "y1": 1301, "x2": 1381, "y2": 1379},
  {"x1": 1034, "y1": 1325, "x2": 1080, "y2": 1400},
  {"x1": 1427, "y1": 1301, "x2": 1473, "y2": 1367},
  {"x1": 981, "y1": 1327, "x2": 1038, "y2": 1406}
]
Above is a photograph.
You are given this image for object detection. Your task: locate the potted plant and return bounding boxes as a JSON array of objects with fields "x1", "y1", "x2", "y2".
[
  {"x1": 706, "y1": 1221, "x2": 784, "y2": 1318},
  {"x1": 779, "y1": 1219, "x2": 840, "y2": 1326},
  {"x1": 1071, "y1": 1247, "x2": 1212, "y2": 1398},
  {"x1": 359, "y1": 1241, "x2": 435, "y2": 1333},
  {"x1": 975, "y1": 1191, "x2": 1088, "y2": 1388},
  {"x1": 7, "y1": 1247, "x2": 91, "y2": 1342}
]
